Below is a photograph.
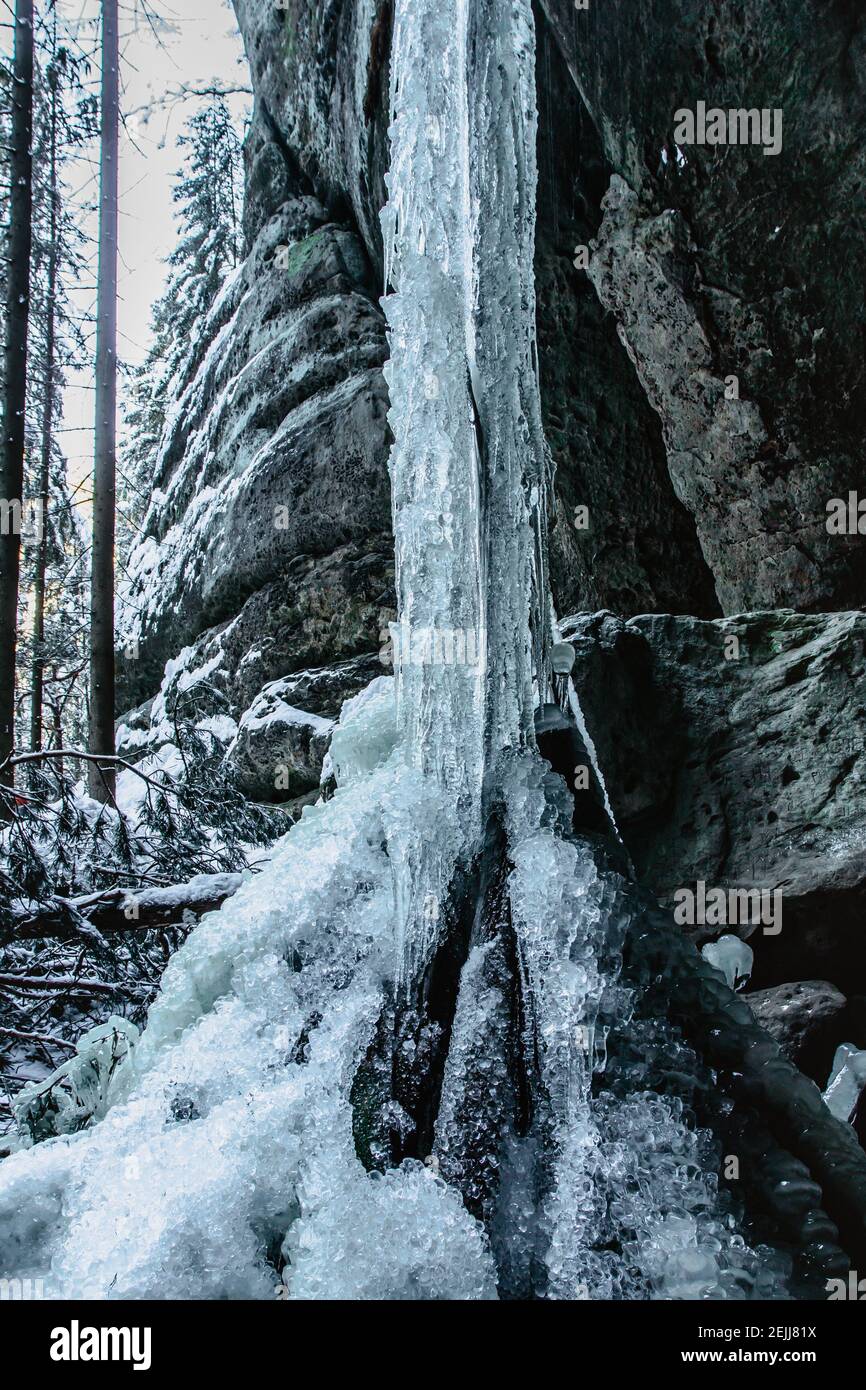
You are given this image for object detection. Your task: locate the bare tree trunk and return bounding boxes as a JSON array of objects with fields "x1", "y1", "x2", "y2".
[
  {"x1": 30, "y1": 65, "x2": 60, "y2": 753},
  {"x1": 0, "y1": 0, "x2": 35, "y2": 792},
  {"x1": 88, "y1": 0, "x2": 119, "y2": 802},
  {"x1": 50, "y1": 666, "x2": 63, "y2": 777}
]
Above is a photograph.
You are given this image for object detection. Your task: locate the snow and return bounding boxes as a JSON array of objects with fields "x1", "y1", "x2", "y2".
[
  {"x1": 132, "y1": 873, "x2": 244, "y2": 913},
  {"x1": 230, "y1": 683, "x2": 333, "y2": 741},
  {"x1": 117, "y1": 643, "x2": 237, "y2": 768},
  {"x1": 112, "y1": 745, "x2": 187, "y2": 822},
  {"x1": 176, "y1": 651, "x2": 224, "y2": 695},
  {"x1": 115, "y1": 723, "x2": 152, "y2": 752},
  {"x1": 195, "y1": 714, "x2": 238, "y2": 744}
]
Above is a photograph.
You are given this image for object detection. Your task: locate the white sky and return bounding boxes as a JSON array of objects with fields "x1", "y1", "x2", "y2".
[{"x1": 55, "y1": 0, "x2": 251, "y2": 498}]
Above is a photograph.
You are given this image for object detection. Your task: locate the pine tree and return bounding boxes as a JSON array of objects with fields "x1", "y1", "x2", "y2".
[
  {"x1": 1, "y1": 8, "x2": 102, "y2": 771},
  {"x1": 88, "y1": 0, "x2": 119, "y2": 803},
  {"x1": 26, "y1": 30, "x2": 96, "y2": 754},
  {"x1": 120, "y1": 95, "x2": 241, "y2": 535},
  {"x1": 0, "y1": 0, "x2": 35, "y2": 792}
]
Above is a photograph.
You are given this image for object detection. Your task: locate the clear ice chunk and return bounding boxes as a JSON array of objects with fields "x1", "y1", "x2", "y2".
[
  {"x1": 823, "y1": 1043, "x2": 866, "y2": 1123},
  {"x1": 702, "y1": 935, "x2": 754, "y2": 991}
]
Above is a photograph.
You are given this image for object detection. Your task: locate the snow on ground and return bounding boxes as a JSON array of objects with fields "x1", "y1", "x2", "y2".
[{"x1": 0, "y1": 678, "x2": 498, "y2": 1300}]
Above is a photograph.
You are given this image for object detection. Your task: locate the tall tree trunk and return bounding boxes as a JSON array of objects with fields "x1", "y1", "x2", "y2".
[
  {"x1": 30, "y1": 65, "x2": 60, "y2": 754},
  {"x1": 88, "y1": 0, "x2": 119, "y2": 803},
  {"x1": 0, "y1": 0, "x2": 35, "y2": 792},
  {"x1": 50, "y1": 666, "x2": 63, "y2": 777}
]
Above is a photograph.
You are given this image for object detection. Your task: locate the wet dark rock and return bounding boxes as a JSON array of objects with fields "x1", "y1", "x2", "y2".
[
  {"x1": 744, "y1": 981, "x2": 848, "y2": 1085},
  {"x1": 540, "y1": 0, "x2": 866, "y2": 614},
  {"x1": 565, "y1": 609, "x2": 866, "y2": 989},
  {"x1": 534, "y1": 19, "x2": 720, "y2": 620}
]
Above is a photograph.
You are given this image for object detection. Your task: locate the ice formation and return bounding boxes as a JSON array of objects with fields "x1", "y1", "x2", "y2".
[
  {"x1": 0, "y1": 694, "x2": 497, "y2": 1299},
  {"x1": 701, "y1": 935, "x2": 754, "y2": 992},
  {"x1": 823, "y1": 1044, "x2": 866, "y2": 1123},
  {"x1": 0, "y1": 0, "x2": 833, "y2": 1301}
]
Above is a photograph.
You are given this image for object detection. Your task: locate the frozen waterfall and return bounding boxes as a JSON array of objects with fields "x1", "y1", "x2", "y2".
[{"x1": 0, "y1": 0, "x2": 828, "y2": 1301}]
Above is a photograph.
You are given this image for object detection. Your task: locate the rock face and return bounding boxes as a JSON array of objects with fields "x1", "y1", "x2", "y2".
[
  {"x1": 114, "y1": 1, "x2": 400, "y2": 785},
  {"x1": 540, "y1": 0, "x2": 866, "y2": 614},
  {"x1": 744, "y1": 981, "x2": 849, "y2": 1085},
  {"x1": 225, "y1": 0, "x2": 866, "y2": 625},
  {"x1": 235, "y1": 0, "x2": 391, "y2": 267},
  {"x1": 116, "y1": 0, "x2": 864, "y2": 1025},
  {"x1": 565, "y1": 609, "x2": 866, "y2": 990},
  {"x1": 587, "y1": 176, "x2": 794, "y2": 613},
  {"x1": 231, "y1": 0, "x2": 726, "y2": 622},
  {"x1": 533, "y1": 21, "x2": 720, "y2": 620},
  {"x1": 118, "y1": 197, "x2": 392, "y2": 711}
]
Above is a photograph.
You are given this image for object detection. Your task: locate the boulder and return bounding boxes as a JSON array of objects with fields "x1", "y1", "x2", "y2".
[
  {"x1": 225, "y1": 679, "x2": 335, "y2": 801},
  {"x1": 744, "y1": 981, "x2": 848, "y2": 1085}
]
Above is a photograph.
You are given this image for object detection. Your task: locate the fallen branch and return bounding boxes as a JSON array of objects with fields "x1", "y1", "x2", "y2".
[
  {"x1": 0, "y1": 973, "x2": 140, "y2": 997},
  {"x1": 0, "y1": 1025, "x2": 77, "y2": 1052},
  {"x1": 9, "y1": 873, "x2": 243, "y2": 940}
]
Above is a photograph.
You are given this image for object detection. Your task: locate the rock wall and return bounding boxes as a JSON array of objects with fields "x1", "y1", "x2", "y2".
[
  {"x1": 117, "y1": 50, "x2": 395, "y2": 798},
  {"x1": 564, "y1": 606, "x2": 866, "y2": 1077},
  {"x1": 118, "y1": 0, "x2": 866, "y2": 1041},
  {"x1": 541, "y1": 0, "x2": 866, "y2": 613}
]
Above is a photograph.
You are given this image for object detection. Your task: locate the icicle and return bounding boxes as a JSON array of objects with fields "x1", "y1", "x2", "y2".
[
  {"x1": 381, "y1": 0, "x2": 558, "y2": 990},
  {"x1": 381, "y1": 0, "x2": 487, "y2": 991}
]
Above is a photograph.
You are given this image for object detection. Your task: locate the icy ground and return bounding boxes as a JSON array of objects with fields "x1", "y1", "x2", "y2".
[
  {"x1": 0, "y1": 682, "x2": 785, "y2": 1299},
  {"x1": 0, "y1": 681, "x2": 496, "y2": 1298}
]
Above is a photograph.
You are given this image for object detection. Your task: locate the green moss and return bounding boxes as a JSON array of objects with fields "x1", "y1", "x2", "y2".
[{"x1": 278, "y1": 229, "x2": 329, "y2": 278}]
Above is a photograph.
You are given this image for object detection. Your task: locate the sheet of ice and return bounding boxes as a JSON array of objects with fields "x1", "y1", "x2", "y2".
[
  {"x1": 13, "y1": 1019, "x2": 140, "y2": 1144},
  {"x1": 702, "y1": 935, "x2": 754, "y2": 992},
  {"x1": 823, "y1": 1043, "x2": 866, "y2": 1122}
]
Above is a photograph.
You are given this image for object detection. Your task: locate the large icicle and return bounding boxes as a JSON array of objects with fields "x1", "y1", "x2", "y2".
[
  {"x1": 381, "y1": 0, "x2": 554, "y2": 990},
  {"x1": 381, "y1": 0, "x2": 487, "y2": 989},
  {"x1": 468, "y1": 0, "x2": 553, "y2": 754}
]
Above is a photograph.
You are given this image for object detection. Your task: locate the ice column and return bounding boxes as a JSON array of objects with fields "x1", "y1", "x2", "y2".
[{"x1": 381, "y1": 0, "x2": 551, "y2": 988}]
